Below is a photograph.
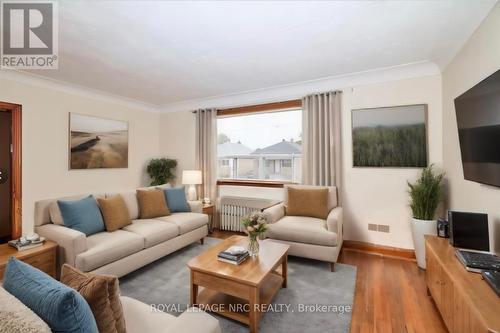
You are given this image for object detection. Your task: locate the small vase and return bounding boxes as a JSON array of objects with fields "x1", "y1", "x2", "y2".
[{"x1": 248, "y1": 236, "x2": 259, "y2": 257}]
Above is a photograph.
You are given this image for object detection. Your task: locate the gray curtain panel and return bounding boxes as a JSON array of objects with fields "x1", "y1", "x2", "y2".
[
  {"x1": 302, "y1": 91, "x2": 342, "y2": 200},
  {"x1": 195, "y1": 108, "x2": 218, "y2": 204}
]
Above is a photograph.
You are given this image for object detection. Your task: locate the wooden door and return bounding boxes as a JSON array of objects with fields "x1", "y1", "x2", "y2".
[{"x1": 0, "y1": 111, "x2": 12, "y2": 242}]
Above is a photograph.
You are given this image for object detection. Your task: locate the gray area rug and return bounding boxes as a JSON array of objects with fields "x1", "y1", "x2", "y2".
[{"x1": 120, "y1": 238, "x2": 356, "y2": 333}]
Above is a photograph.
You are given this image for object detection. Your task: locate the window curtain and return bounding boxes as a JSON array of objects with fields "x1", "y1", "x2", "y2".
[
  {"x1": 195, "y1": 108, "x2": 218, "y2": 204},
  {"x1": 301, "y1": 91, "x2": 342, "y2": 202}
]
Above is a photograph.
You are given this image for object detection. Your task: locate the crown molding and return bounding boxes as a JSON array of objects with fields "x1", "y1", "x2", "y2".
[
  {"x1": 0, "y1": 70, "x2": 160, "y2": 113},
  {"x1": 159, "y1": 61, "x2": 441, "y2": 113},
  {"x1": 0, "y1": 60, "x2": 440, "y2": 114}
]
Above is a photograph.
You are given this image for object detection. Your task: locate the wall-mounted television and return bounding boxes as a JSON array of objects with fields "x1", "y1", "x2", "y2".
[{"x1": 454, "y1": 69, "x2": 500, "y2": 187}]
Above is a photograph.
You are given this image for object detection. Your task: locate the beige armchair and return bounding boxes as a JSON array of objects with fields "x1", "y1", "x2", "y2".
[{"x1": 263, "y1": 185, "x2": 343, "y2": 271}]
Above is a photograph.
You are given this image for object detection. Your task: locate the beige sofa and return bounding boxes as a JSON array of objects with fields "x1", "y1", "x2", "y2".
[
  {"x1": 263, "y1": 185, "x2": 343, "y2": 271},
  {"x1": 34, "y1": 186, "x2": 209, "y2": 277},
  {"x1": 0, "y1": 286, "x2": 221, "y2": 333}
]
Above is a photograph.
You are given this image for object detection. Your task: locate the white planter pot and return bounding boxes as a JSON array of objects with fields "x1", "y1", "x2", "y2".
[{"x1": 410, "y1": 218, "x2": 437, "y2": 269}]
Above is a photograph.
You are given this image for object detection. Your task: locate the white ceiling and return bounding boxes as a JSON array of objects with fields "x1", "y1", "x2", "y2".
[{"x1": 25, "y1": 0, "x2": 496, "y2": 107}]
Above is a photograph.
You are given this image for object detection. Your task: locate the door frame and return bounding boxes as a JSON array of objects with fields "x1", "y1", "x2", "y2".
[{"x1": 0, "y1": 101, "x2": 22, "y2": 239}]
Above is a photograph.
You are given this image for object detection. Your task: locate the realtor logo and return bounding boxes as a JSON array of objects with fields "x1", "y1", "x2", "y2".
[{"x1": 1, "y1": 1, "x2": 58, "y2": 69}]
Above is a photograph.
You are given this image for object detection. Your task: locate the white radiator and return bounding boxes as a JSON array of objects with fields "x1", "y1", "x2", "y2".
[{"x1": 217, "y1": 196, "x2": 280, "y2": 232}]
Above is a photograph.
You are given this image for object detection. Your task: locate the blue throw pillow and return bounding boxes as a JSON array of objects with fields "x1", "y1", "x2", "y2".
[
  {"x1": 3, "y1": 257, "x2": 98, "y2": 333},
  {"x1": 164, "y1": 187, "x2": 191, "y2": 213},
  {"x1": 58, "y1": 195, "x2": 105, "y2": 236}
]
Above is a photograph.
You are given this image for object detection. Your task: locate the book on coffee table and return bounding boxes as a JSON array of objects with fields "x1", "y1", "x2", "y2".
[{"x1": 218, "y1": 246, "x2": 249, "y2": 265}]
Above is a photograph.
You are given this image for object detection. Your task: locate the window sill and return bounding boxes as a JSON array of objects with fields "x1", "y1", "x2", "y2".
[{"x1": 217, "y1": 179, "x2": 296, "y2": 188}]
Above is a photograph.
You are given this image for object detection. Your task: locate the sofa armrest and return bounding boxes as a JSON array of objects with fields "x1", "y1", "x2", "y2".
[
  {"x1": 169, "y1": 308, "x2": 221, "y2": 333},
  {"x1": 36, "y1": 224, "x2": 87, "y2": 267},
  {"x1": 326, "y1": 206, "x2": 343, "y2": 240},
  {"x1": 263, "y1": 202, "x2": 285, "y2": 224},
  {"x1": 188, "y1": 201, "x2": 203, "y2": 213}
]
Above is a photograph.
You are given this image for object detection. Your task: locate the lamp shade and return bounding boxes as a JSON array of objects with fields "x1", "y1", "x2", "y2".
[{"x1": 182, "y1": 170, "x2": 202, "y2": 185}]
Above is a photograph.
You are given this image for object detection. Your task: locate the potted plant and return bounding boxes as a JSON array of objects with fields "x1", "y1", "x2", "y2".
[
  {"x1": 147, "y1": 158, "x2": 177, "y2": 186},
  {"x1": 408, "y1": 165, "x2": 445, "y2": 269},
  {"x1": 241, "y1": 212, "x2": 268, "y2": 257}
]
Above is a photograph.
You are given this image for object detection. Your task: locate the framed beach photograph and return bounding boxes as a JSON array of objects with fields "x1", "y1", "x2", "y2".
[
  {"x1": 352, "y1": 104, "x2": 428, "y2": 168},
  {"x1": 69, "y1": 113, "x2": 129, "y2": 169}
]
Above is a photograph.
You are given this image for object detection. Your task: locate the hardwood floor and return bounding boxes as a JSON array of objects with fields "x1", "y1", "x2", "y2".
[
  {"x1": 209, "y1": 230, "x2": 448, "y2": 333},
  {"x1": 340, "y1": 249, "x2": 447, "y2": 333}
]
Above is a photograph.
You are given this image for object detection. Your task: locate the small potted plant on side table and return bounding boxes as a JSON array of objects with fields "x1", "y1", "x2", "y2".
[{"x1": 241, "y1": 212, "x2": 268, "y2": 257}]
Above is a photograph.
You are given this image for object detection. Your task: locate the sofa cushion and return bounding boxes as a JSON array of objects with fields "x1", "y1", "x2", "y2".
[
  {"x1": 164, "y1": 187, "x2": 191, "y2": 213},
  {"x1": 120, "y1": 296, "x2": 175, "y2": 333},
  {"x1": 123, "y1": 219, "x2": 179, "y2": 248},
  {"x1": 98, "y1": 195, "x2": 132, "y2": 232},
  {"x1": 286, "y1": 187, "x2": 329, "y2": 219},
  {"x1": 58, "y1": 195, "x2": 105, "y2": 236},
  {"x1": 60, "y1": 264, "x2": 124, "y2": 333},
  {"x1": 266, "y1": 216, "x2": 337, "y2": 246},
  {"x1": 3, "y1": 258, "x2": 98, "y2": 333},
  {"x1": 137, "y1": 189, "x2": 170, "y2": 219},
  {"x1": 156, "y1": 213, "x2": 208, "y2": 234},
  {"x1": 106, "y1": 190, "x2": 140, "y2": 220},
  {"x1": 75, "y1": 230, "x2": 144, "y2": 272},
  {"x1": 0, "y1": 286, "x2": 52, "y2": 333}
]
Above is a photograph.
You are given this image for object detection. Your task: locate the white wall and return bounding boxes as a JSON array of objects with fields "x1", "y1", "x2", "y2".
[
  {"x1": 159, "y1": 74, "x2": 443, "y2": 249},
  {"x1": 343, "y1": 76, "x2": 443, "y2": 249},
  {"x1": 0, "y1": 77, "x2": 160, "y2": 235},
  {"x1": 159, "y1": 111, "x2": 196, "y2": 183},
  {"x1": 442, "y1": 3, "x2": 500, "y2": 255}
]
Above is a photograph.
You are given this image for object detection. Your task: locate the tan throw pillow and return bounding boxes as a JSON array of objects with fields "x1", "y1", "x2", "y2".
[
  {"x1": 98, "y1": 195, "x2": 132, "y2": 232},
  {"x1": 60, "y1": 264, "x2": 126, "y2": 333},
  {"x1": 286, "y1": 187, "x2": 329, "y2": 219},
  {"x1": 100, "y1": 275, "x2": 126, "y2": 333},
  {"x1": 136, "y1": 189, "x2": 170, "y2": 219}
]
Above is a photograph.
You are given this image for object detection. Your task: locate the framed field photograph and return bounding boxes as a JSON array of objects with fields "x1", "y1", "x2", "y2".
[
  {"x1": 69, "y1": 113, "x2": 129, "y2": 169},
  {"x1": 352, "y1": 104, "x2": 428, "y2": 167}
]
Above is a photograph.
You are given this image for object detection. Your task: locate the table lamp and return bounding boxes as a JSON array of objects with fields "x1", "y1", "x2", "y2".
[{"x1": 182, "y1": 170, "x2": 202, "y2": 201}]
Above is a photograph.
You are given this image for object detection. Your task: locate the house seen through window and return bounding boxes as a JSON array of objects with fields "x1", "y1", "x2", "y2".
[{"x1": 217, "y1": 109, "x2": 302, "y2": 182}]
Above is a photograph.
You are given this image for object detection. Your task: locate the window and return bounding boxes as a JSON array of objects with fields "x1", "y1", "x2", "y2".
[{"x1": 217, "y1": 109, "x2": 302, "y2": 183}]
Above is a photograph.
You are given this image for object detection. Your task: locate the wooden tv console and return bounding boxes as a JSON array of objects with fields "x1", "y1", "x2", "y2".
[{"x1": 425, "y1": 236, "x2": 500, "y2": 333}]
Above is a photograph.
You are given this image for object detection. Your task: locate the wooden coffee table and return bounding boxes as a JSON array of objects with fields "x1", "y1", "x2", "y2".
[{"x1": 188, "y1": 236, "x2": 289, "y2": 333}]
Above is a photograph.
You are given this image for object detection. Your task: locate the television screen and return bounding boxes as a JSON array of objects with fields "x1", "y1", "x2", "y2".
[{"x1": 454, "y1": 69, "x2": 500, "y2": 187}]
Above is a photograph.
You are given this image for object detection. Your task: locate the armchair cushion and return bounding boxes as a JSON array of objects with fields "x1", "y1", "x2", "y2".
[
  {"x1": 266, "y1": 216, "x2": 337, "y2": 247},
  {"x1": 286, "y1": 187, "x2": 329, "y2": 219}
]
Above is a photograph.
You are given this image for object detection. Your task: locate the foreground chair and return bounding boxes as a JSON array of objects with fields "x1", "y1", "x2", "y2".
[{"x1": 263, "y1": 185, "x2": 343, "y2": 271}]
